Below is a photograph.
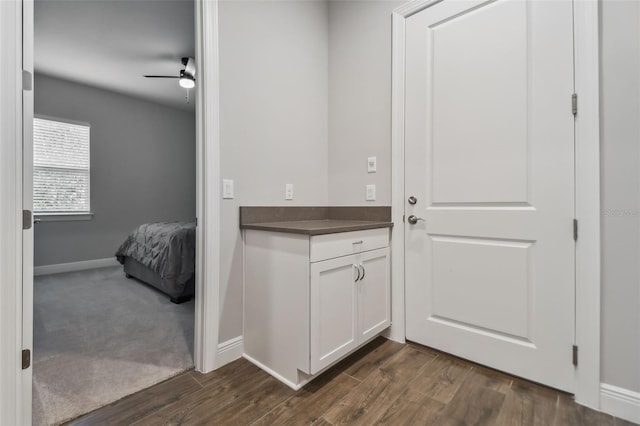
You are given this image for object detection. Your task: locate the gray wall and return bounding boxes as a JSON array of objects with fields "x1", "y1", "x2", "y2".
[
  {"x1": 218, "y1": 0, "x2": 329, "y2": 341},
  {"x1": 34, "y1": 73, "x2": 196, "y2": 266},
  {"x1": 600, "y1": 0, "x2": 640, "y2": 393},
  {"x1": 328, "y1": 0, "x2": 403, "y2": 206}
]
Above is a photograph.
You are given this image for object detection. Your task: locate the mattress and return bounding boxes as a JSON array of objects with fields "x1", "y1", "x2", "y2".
[
  {"x1": 123, "y1": 256, "x2": 194, "y2": 301},
  {"x1": 115, "y1": 221, "x2": 196, "y2": 300}
]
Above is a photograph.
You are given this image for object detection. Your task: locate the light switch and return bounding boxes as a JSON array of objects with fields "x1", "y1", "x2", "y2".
[
  {"x1": 366, "y1": 184, "x2": 376, "y2": 201},
  {"x1": 223, "y1": 179, "x2": 234, "y2": 199},
  {"x1": 285, "y1": 184, "x2": 294, "y2": 200},
  {"x1": 367, "y1": 157, "x2": 377, "y2": 173}
]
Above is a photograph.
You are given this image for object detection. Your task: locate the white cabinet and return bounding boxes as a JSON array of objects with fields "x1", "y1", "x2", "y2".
[
  {"x1": 310, "y1": 248, "x2": 390, "y2": 374},
  {"x1": 357, "y1": 249, "x2": 392, "y2": 341},
  {"x1": 243, "y1": 228, "x2": 390, "y2": 390}
]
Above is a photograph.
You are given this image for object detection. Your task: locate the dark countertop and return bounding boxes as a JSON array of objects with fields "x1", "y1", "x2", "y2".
[
  {"x1": 239, "y1": 206, "x2": 393, "y2": 235},
  {"x1": 240, "y1": 219, "x2": 393, "y2": 235}
]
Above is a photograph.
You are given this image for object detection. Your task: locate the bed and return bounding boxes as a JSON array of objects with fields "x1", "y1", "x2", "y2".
[{"x1": 115, "y1": 221, "x2": 196, "y2": 304}]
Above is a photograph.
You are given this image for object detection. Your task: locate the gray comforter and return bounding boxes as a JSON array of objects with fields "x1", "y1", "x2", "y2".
[{"x1": 115, "y1": 221, "x2": 196, "y2": 285}]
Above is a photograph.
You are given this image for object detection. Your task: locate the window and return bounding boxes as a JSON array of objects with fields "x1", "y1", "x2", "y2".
[{"x1": 33, "y1": 117, "x2": 91, "y2": 214}]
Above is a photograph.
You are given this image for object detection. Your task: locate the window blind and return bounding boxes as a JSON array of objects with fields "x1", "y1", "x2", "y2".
[{"x1": 33, "y1": 117, "x2": 90, "y2": 213}]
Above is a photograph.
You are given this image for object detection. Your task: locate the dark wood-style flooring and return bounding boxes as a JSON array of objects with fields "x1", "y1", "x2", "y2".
[{"x1": 67, "y1": 337, "x2": 635, "y2": 426}]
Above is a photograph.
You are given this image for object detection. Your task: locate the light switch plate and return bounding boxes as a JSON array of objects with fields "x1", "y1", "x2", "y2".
[
  {"x1": 367, "y1": 157, "x2": 377, "y2": 173},
  {"x1": 285, "y1": 184, "x2": 294, "y2": 200},
  {"x1": 223, "y1": 179, "x2": 234, "y2": 199},
  {"x1": 366, "y1": 184, "x2": 376, "y2": 201}
]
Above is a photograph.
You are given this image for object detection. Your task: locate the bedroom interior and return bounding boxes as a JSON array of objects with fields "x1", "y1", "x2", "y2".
[{"x1": 31, "y1": 0, "x2": 197, "y2": 424}]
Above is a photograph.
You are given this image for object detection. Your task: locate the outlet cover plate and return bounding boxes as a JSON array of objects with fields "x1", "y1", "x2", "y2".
[
  {"x1": 366, "y1": 184, "x2": 376, "y2": 201},
  {"x1": 367, "y1": 157, "x2": 377, "y2": 173},
  {"x1": 223, "y1": 179, "x2": 234, "y2": 199}
]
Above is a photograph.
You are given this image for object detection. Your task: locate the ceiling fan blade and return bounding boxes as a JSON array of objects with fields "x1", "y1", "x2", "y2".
[
  {"x1": 143, "y1": 75, "x2": 179, "y2": 78},
  {"x1": 184, "y1": 57, "x2": 196, "y2": 77}
]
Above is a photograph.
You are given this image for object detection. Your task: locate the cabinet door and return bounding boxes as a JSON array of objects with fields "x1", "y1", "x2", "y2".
[
  {"x1": 310, "y1": 255, "x2": 359, "y2": 374},
  {"x1": 357, "y1": 248, "x2": 391, "y2": 342}
]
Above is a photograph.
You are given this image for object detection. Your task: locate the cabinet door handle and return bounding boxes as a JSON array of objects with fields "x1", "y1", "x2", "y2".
[
  {"x1": 359, "y1": 264, "x2": 365, "y2": 281},
  {"x1": 354, "y1": 264, "x2": 361, "y2": 282}
]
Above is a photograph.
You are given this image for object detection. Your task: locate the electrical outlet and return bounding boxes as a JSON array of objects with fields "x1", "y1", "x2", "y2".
[
  {"x1": 366, "y1": 184, "x2": 376, "y2": 201},
  {"x1": 367, "y1": 157, "x2": 377, "y2": 173},
  {"x1": 285, "y1": 184, "x2": 294, "y2": 200},
  {"x1": 223, "y1": 179, "x2": 234, "y2": 199}
]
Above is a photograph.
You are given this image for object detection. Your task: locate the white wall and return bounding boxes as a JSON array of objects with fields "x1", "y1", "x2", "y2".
[
  {"x1": 218, "y1": 0, "x2": 329, "y2": 342},
  {"x1": 328, "y1": 0, "x2": 403, "y2": 206},
  {"x1": 600, "y1": 0, "x2": 640, "y2": 393}
]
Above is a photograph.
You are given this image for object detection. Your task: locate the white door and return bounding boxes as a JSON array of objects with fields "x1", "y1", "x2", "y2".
[
  {"x1": 22, "y1": 0, "x2": 35, "y2": 420},
  {"x1": 357, "y1": 248, "x2": 390, "y2": 342},
  {"x1": 310, "y1": 255, "x2": 359, "y2": 374},
  {"x1": 404, "y1": 0, "x2": 575, "y2": 391}
]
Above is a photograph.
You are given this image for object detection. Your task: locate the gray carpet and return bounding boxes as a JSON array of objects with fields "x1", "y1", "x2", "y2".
[{"x1": 33, "y1": 266, "x2": 195, "y2": 426}]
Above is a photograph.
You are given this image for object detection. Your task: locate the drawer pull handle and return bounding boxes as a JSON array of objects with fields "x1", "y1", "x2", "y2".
[
  {"x1": 359, "y1": 264, "x2": 365, "y2": 280},
  {"x1": 354, "y1": 264, "x2": 361, "y2": 282},
  {"x1": 352, "y1": 240, "x2": 363, "y2": 245}
]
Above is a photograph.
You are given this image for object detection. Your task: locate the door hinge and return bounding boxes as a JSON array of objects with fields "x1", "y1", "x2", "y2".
[
  {"x1": 402, "y1": 214, "x2": 405, "y2": 223},
  {"x1": 23, "y1": 210, "x2": 32, "y2": 230},
  {"x1": 573, "y1": 219, "x2": 578, "y2": 241},
  {"x1": 572, "y1": 345, "x2": 578, "y2": 366},
  {"x1": 22, "y1": 349, "x2": 31, "y2": 369},
  {"x1": 572, "y1": 93, "x2": 578, "y2": 116},
  {"x1": 22, "y1": 70, "x2": 33, "y2": 91}
]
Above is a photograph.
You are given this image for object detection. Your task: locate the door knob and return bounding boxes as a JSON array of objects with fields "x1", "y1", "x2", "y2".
[
  {"x1": 407, "y1": 215, "x2": 425, "y2": 225},
  {"x1": 408, "y1": 196, "x2": 417, "y2": 205}
]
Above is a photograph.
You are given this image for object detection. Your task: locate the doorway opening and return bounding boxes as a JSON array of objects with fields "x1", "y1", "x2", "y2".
[{"x1": 23, "y1": 0, "x2": 220, "y2": 424}]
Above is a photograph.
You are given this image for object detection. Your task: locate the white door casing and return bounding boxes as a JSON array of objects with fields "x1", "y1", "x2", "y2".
[
  {"x1": 0, "y1": 1, "x2": 27, "y2": 424},
  {"x1": 404, "y1": 0, "x2": 575, "y2": 392},
  {"x1": 194, "y1": 0, "x2": 222, "y2": 373}
]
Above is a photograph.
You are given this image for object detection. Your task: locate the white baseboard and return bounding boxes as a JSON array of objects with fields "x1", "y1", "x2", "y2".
[
  {"x1": 383, "y1": 326, "x2": 405, "y2": 344},
  {"x1": 34, "y1": 257, "x2": 120, "y2": 276},
  {"x1": 242, "y1": 352, "x2": 305, "y2": 391},
  {"x1": 216, "y1": 336, "x2": 244, "y2": 367},
  {"x1": 600, "y1": 383, "x2": 640, "y2": 424}
]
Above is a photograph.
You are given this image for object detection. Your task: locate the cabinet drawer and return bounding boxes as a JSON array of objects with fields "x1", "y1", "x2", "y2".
[{"x1": 310, "y1": 228, "x2": 389, "y2": 262}]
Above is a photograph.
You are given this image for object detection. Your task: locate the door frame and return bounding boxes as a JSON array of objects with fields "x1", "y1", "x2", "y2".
[
  {"x1": 390, "y1": 0, "x2": 601, "y2": 409},
  {"x1": 0, "y1": 0, "x2": 222, "y2": 424},
  {"x1": 194, "y1": 0, "x2": 222, "y2": 374},
  {"x1": 0, "y1": 1, "x2": 28, "y2": 424}
]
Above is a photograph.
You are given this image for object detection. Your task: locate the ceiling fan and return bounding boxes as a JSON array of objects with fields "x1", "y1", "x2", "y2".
[{"x1": 144, "y1": 57, "x2": 196, "y2": 89}]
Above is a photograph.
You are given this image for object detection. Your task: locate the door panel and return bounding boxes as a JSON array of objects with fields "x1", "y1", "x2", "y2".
[
  {"x1": 358, "y1": 248, "x2": 390, "y2": 341},
  {"x1": 405, "y1": 0, "x2": 575, "y2": 391},
  {"x1": 430, "y1": 0, "x2": 528, "y2": 204},
  {"x1": 430, "y1": 236, "x2": 532, "y2": 339},
  {"x1": 310, "y1": 256, "x2": 358, "y2": 374}
]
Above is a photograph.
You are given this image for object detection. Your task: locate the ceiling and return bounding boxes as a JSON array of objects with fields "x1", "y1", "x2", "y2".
[{"x1": 35, "y1": 0, "x2": 196, "y2": 111}]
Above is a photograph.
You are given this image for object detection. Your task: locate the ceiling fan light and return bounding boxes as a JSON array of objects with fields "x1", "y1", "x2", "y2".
[{"x1": 179, "y1": 76, "x2": 195, "y2": 89}]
